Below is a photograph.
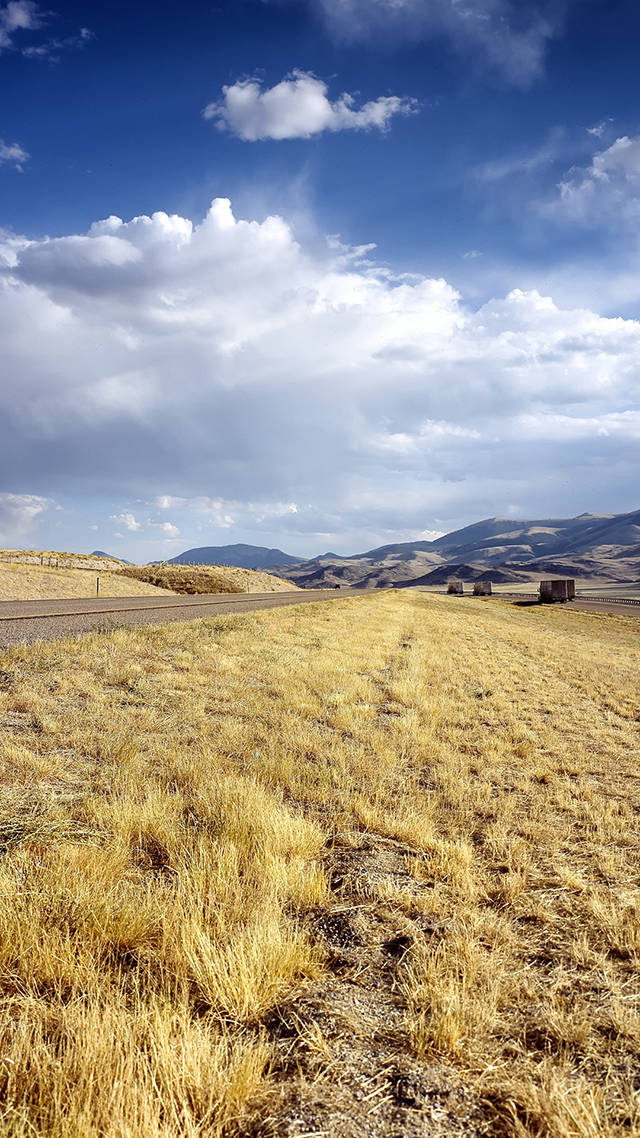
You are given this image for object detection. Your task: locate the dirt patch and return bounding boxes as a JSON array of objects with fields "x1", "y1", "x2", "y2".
[
  {"x1": 326, "y1": 833, "x2": 428, "y2": 900},
  {"x1": 265, "y1": 834, "x2": 483, "y2": 1137}
]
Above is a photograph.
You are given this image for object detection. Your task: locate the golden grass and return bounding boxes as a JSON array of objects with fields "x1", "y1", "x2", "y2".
[
  {"x1": 118, "y1": 562, "x2": 298, "y2": 594},
  {"x1": 0, "y1": 548, "x2": 124, "y2": 570},
  {"x1": 0, "y1": 557, "x2": 296, "y2": 601},
  {"x1": 0, "y1": 562, "x2": 173, "y2": 601},
  {"x1": 0, "y1": 592, "x2": 638, "y2": 1135}
]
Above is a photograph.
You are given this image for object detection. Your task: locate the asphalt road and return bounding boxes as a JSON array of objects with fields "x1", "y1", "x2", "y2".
[
  {"x1": 2, "y1": 587, "x2": 637, "y2": 652},
  {"x1": 496, "y1": 594, "x2": 640, "y2": 618},
  {"x1": 0, "y1": 589, "x2": 357, "y2": 649}
]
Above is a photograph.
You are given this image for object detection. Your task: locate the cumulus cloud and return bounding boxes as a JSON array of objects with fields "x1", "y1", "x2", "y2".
[
  {"x1": 307, "y1": 0, "x2": 565, "y2": 87},
  {"x1": 203, "y1": 71, "x2": 415, "y2": 141},
  {"x1": 151, "y1": 496, "x2": 299, "y2": 533},
  {"x1": 146, "y1": 519, "x2": 181, "y2": 538},
  {"x1": 0, "y1": 0, "x2": 41, "y2": 49},
  {"x1": 109, "y1": 512, "x2": 142, "y2": 532},
  {"x1": 553, "y1": 135, "x2": 640, "y2": 226},
  {"x1": 1, "y1": 198, "x2": 639, "y2": 549},
  {"x1": 107, "y1": 512, "x2": 180, "y2": 541},
  {"x1": 0, "y1": 139, "x2": 28, "y2": 170},
  {"x1": 0, "y1": 492, "x2": 54, "y2": 544}
]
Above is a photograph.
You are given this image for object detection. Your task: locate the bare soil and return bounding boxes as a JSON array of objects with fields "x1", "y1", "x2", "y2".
[{"x1": 266, "y1": 834, "x2": 484, "y2": 1138}]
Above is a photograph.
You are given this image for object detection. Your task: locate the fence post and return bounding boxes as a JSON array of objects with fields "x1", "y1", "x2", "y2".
[{"x1": 96, "y1": 576, "x2": 100, "y2": 597}]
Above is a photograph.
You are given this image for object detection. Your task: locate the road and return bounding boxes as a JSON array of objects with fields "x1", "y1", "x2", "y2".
[
  {"x1": 0, "y1": 589, "x2": 357, "y2": 649},
  {"x1": 495, "y1": 594, "x2": 640, "y2": 618},
  {"x1": 2, "y1": 587, "x2": 637, "y2": 651},
  {"x1": 409, "y1": 587, "x2": 640, "y2": 619}
]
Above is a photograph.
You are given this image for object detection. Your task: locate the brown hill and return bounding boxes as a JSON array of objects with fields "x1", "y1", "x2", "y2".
[
  {"x1": 394, "y1": 563, "x2": 530, "y2": 588},
  {"x1": 279, "y1": 508, "x2": 640, "y2": 590}
]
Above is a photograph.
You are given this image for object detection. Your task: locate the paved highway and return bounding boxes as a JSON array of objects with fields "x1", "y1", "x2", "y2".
[
  {"x1": 495, "y1": 594, "x2": 640, "y2": 618},
  {"x1": 0, "y1": 589, "x2": 358, "y2": 649},
  {"x1": 2, "y1": 587, "x2": 636, "y2": 651}
]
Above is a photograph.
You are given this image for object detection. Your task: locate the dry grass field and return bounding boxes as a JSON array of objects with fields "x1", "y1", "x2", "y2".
[
  {"x1": 0, "y1": 559, "x2": 296, "y2": 602},
  {"x1": 0, "y1": 562, "x2": 172, "y2": 601},
  {"x1": 0, "y1": 592, "x2": 638, "y2": 1137},
  {"x1": 0, "y1": 549, "x2": 124, "y2": 571},
  {"x1": 119, "y1": 563, "x2": 299, "y2": 595}
]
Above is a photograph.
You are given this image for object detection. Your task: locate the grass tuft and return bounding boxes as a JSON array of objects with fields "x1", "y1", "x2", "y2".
[{"x1": 0, "y1": 593, "x2": 638, "y2": 1134}]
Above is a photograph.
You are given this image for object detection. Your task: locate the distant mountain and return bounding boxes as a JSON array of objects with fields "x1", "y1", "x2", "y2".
[
  {"x1": 395, "y1": 563, "x2": 530, "y2": 587},
  {"x1": 278, "y1": 509, "x2": 640, "y2": 589},
  {"x1": 426, "y1": 510, "x2": 640, "y2": 565},
  {"x1": 351, "y1": 539, "x2": 442, "y2": 561},
  {"x1": 168, "y1": 543, "x2": 300, "y2": 570},
  {"x1": 166, "y1": 512, "x2": 640, "y2": 589},
  {"x1": 91, "y1": 550, "x2": 131, "y2": 563}
]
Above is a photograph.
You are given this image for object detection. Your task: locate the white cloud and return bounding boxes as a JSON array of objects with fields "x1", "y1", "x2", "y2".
[
  {"x1": 151, "y1": 497, "x2": 300, "y2": 532},
  {"x1": 109, "y1": 512, "x2": 142, "y2": 532},
  {"x1": 88, "y1": 524, "x2": 98, "y2": 531},
  {"x1": 0, "y1": 492, "x2": 53, "y2": 544},
  {"x1": 513, "y1": 409, "x2": 640, "y2": 442},
  {"x1": 0, "y1": 2, "x2": 92, "y2": 58},
  {"x1": 0, "y1": 0, "x2": 41, "y2": 49},
  {"x1": 588, "y1": 136, "x2": 640, "y2": 181},
  {"x1": 307, "y1": 0, "x2": 564, "y2": 87},
  {"x1": 586, "y1": 118, "x2": 613, "y2": 139},
  {"x1": 0, "y1": 139, "x2": 28, "y2": 170},
  {"x1": 1, "y1": 198, "x2": 639, "y2": 547},
  {"x1": 147, "y1": 518, "x2": 181, "y2": 537},
  {"x1": 105, "y1": 513, "x2": 181, "y2": 541},
  {"x1": 553, "y1": 135, "x2": 640, "y2": 226},
  {"x1": 204, "y1": 71, "x2": 416, "y2": 141},
  {"x1": 475, "y1": 130, "x2": 564, "y2": 183},
  {"x1": 22, "y1": 24, "x2": 92, "y2": 59}
]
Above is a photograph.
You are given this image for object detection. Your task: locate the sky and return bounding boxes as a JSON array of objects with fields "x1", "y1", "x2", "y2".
[{"x1": 1, "y1": 0, "x2": 639, "y2": 560}]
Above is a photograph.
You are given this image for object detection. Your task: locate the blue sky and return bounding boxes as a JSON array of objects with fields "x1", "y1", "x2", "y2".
[{"x1": 1, "y1": 0, "x2": 639, "y2": 559}]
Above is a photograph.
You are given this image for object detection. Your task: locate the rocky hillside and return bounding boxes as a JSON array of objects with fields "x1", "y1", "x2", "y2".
[{"x1": 276, "y1": 509, "x2": 640, "y2": 589}]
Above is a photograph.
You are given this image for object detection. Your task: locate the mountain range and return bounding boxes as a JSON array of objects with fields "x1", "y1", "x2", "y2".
[
  {"x1": 168, "y1": 543, "x2": 299, "y2": 570},
  {"x1": 158, "y1": 510, "x2": 640, "y2": 589}
]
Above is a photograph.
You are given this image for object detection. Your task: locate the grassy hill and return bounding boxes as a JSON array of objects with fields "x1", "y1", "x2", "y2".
[
  {"x1": 0, "y1": 548, "x2": 126, "y2": 571},
  {"x1": 0, "y1": 593, "x2": 637, "y2": 1135},
  {"x1": 0, "y1": 561, "x2": 171, "y2": 601},
  {"x1": 119, "y1": 562, "x2": 299, "y2": 595},
  {"x1": 0, "y1": 552, "x2": 298, "y2": 601}
]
